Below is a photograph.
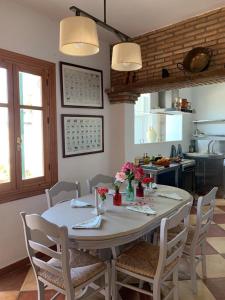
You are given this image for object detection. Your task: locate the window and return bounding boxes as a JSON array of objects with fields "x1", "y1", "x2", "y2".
[
  {"x1": 134, "y1": 93, "x2": 183, "y2": 144},
  {"x1": 0, "y1": 49, "x2": 57, "y2": 203}
]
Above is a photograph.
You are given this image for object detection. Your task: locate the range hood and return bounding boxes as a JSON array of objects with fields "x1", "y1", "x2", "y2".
[{"x1": 149, "y1": 90, "x2": 192, "y2": 114}]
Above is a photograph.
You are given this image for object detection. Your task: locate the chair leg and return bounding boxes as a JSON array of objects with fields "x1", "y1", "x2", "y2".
[
  {"x1": 37, "y1": 280, "x2": 45, "y2": 300},
  {"x1": 153, "y1": 281, "x2": 161, "y2": 300},
  {"x1": 190, "y1": 255, "x2": 197, "y2": 294},
  {"x1": 173, "y1": 267, "x2": 179, "y2": 300},
  {"x1": 111, "y1": 260, "x2": 118, "y2": 300},
  {"x1": 201, "y1": 241, "x2": 207, "y2": 279},
  {"x1": 105, "y1": 262, "x2": 111, "y2": 300}
]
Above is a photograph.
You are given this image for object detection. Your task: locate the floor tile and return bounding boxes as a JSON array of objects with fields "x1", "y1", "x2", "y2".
[
  {"x1": 190, "y1": 214, "x2": 196, "y2": 225},
  {"x1": 217, "y1": 206, "x2": 225, "y2": 212},
  {"x1": 204, "y1": 277, "x2": 225, "y2": 300},
  {"x1": 216, "y1": 199, "x2": 225, "y2": 206},
  {"x1": 214, "y1": 207, "x2": 225, "y2": 214},
  {"x1": 177, "y1": 280, "x2": 216, "y2": 300},
  {"x1": 207, "y1": 237, "x2": 225, "y2": 254},
  {"x1": 196, "y1": 241, "x2": 218, "y2": 255},
  {"x1": 20, "y1": 268, "x2": 38, "y2": 291},
  {"x1": 218, "y1": 224, "x2": 225, "y2": 231},
  {"x1": 0, "y1": 291, "x2": 19, "y2": 300},
  {"x1": 0, "y1": 265, "x2": 30, "y2": 291},
  {"x1": 207, "y1": 224, "x2": 225, "y2": 237},
  {"x1": 213, "y1": 214, "x2": 225, "y2": 224},
  {"x1": 197, "y1": 254, "x2": 225, "y2": 278}
]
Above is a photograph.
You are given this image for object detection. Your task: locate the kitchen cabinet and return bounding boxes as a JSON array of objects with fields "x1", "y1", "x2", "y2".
[{"x1": 185, "y1": 155, "x2": 224, "y2": 196}]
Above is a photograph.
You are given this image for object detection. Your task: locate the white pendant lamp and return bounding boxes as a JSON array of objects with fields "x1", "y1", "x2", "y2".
[
  {"x1": 111, "y1": 42, "x2": 142, "y2": 71},
  {"x1": 59, "y1": 16, "x2": 99, "y2": 56},
  {"x1": 60, "y1": 3, "x2": 142, "y2": 71}
]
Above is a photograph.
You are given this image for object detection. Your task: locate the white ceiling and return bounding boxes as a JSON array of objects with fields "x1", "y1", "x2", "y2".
[{"x1": 14, "y1": 0, "x2": 225, "y2": 42}]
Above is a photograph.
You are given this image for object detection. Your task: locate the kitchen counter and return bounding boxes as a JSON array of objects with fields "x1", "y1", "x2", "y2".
[{"x1": 142, "y1": 159, "x2": 196, "y2": 189}]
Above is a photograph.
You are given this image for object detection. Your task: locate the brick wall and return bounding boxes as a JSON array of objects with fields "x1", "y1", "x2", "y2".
[{"x1": 111, "y1": 7, "x2": 225, "y2": 88}]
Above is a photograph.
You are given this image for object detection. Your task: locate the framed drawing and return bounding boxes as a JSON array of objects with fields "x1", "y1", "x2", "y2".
[
  {"x1": 60, "y1": 62, "x2": 103, "y2": 108},
  {"x1": 61, "y1": 114, "x2": 104, "y2": 157}
]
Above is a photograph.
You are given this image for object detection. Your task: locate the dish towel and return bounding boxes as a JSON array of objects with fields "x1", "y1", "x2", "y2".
[
  {"x1": 127, "y1": 206, "x2": 157, "y2": 215},
  {"x1": 72, "y1": 216, "x2": 102, "y2": 229},
  {"x1": 157, "y1": 193, "x2": 182, "y2": 201},
  {"x1": 71, "y1": 199, "x2": 93, "y2": 208}
]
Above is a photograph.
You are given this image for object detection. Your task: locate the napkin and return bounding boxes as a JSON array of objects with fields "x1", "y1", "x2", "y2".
[
  {"x1": 127, "y1": 206, "x2": 157, "y2": 215},
  {"x1": 157, "y1": 193, "x2": 182, "y2": 201},
  {"x1": 72, "y1": 216, "x2": 102, "y2": 229},
  {"x1": 71, "y1": 199, "x2": 93, "y2": 208}
]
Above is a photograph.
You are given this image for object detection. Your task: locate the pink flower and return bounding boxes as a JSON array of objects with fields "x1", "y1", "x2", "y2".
[
  {"x1": 115, "y1": 171, "x2": 126, "y2": 182},
  {"x1": 134, "y1": 167, "x2": 144, "y2": 181},
  {"x1": 121, "y1": 162, "x2": 135, "y2": 173}
]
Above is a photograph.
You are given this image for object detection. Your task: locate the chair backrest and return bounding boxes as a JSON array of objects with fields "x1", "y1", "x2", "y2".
[
  {"x1": 87, "y1": 174, "x2": 114, "y2": 194},
  {"x1": 20, "y1": 212, "x2": 74, "y2": 297},
  {"x1": 45, "y1": 181, "x2": 80, "y2": 208},
  {"x1": 156, "y1": 202, "x2": 192, "y2": 278},
  {"x1": 193, "y1": 187, "x2": 218, "y2": 246}
]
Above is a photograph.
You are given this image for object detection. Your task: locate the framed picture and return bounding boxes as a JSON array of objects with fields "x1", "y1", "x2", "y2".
[
  {"x1": 60, "y1": 62, "x2": 103, "y2": 108},
  {"x1": 61, "y1": 114, "x2": 104, "y2": 157}
]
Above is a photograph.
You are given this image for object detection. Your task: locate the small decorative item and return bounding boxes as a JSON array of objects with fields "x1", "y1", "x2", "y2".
[
  {"x1": 162, "y1": 68, "x2": 169, "y2": 78},
  {"x1": 97, "y1": 187, "x2": 109, "y2": 214},
  {"x1": 121, "y1": 162, "x2": 136, "y2": 202},
  {"x1": 60, "y1": 62, "x2": 103, "y2": 108},
  {"x1": 61, "y1": 114, "x2": 104, "y2": 157},
  {"x1": 134, "y1": 166, "x2": 145, "y2": 198},
  {"x1": 143, "y1": 177, "x2": 154, "y2": 201},
  {"x1": 113, "y1": 174, "x2": 125, "y2": 206}
]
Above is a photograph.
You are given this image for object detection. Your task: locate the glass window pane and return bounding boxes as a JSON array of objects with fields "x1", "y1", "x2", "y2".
[
  {"x1": 19, "y1": 72, "x2": 42, "y2": 106},
  {"x1": 0, "y1": 67, "x2": 8, "y2": 104},
  {"x1": 0, "y1": 108, "x2": 10, "y2": 183},
  {"x1": 20, "y1": 109, "x2": 44, "y2": 180}
]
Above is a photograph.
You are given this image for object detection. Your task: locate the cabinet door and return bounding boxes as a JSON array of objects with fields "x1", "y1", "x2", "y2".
[
  {"x1": 204, "y1": 158, "x2": 223, "y2": 189},
  {"x1": 195, "y1": 159, "x2": 205, "y2": 194}
]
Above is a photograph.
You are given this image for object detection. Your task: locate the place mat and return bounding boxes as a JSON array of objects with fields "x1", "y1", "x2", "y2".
[
  {"x1": 72, "y1": 216, "x2": 102, "y2": 229},
  {"x1": 71, "y1": 199, "x2": 93, "y2": 208},
  {"x1": 127, "y1": 206, "x2": 157, "y2": 215},
  {"x1": 157, "y1": 192, "x2": 182, "y2": 201}
]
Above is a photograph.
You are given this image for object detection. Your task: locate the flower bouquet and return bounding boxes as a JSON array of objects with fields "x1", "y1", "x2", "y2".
[{"x1": 97, "y1": 187, "x2": 109, "y2": 213}]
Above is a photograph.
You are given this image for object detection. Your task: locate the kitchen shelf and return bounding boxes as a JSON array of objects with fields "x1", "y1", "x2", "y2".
[
  {"x1": 193, "y1": 119, "x2": 225, "y2": 124},
  {"x1": 192, "y1": 134, "x2": 225, "y2": 141}
]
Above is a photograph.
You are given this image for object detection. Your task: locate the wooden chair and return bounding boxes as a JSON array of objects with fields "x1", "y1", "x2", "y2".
[
  {"x1": 182, "y1": 187, "x2": 218, "y2": 293},
  {"x1": 45, "y1": 181, "x2": 80, "y2": 208},
  {"x1": 87, "y1": 174, "x2": 114, "y2": 194},
  {"x1": 20, "y1": 212, "x2": 110, "y2": 300},
  {"x1": 111, "y1": 202, "x2": 192, "y2": 300}
]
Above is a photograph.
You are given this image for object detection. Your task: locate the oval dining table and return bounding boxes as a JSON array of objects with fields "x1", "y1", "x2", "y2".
[{"x1": 42, "y1": 184, "x2": 193, "y2": 259}]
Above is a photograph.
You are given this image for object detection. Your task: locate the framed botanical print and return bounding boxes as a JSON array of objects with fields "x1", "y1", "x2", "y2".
[
  {"x1": 60, "y1": 62, "x2": 103, "y2": 108},
  {"x1": 61, "y1": 114, "x2": 104, "y2": 157}
]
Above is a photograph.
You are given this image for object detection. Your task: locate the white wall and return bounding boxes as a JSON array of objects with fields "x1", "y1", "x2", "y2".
[
  {"x1": 0, "y1": 0, "x2": 119, "y2": 268},
  {"x1": 180, "y1": 83, "x2": 225, "y2": 153}
]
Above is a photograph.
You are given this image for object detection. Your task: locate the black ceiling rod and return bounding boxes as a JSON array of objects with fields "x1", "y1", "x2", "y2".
[{"x1": 69, "y1": 4, "x2": 130, "y2": 42}]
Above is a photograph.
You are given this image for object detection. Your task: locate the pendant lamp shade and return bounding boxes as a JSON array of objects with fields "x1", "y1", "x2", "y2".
[
  {"x1": 111, "y1": 42, "x2": 142, "y2": 71},
  {"x1": 59, "y1": 16, "x2": 99, "y2": 56}
]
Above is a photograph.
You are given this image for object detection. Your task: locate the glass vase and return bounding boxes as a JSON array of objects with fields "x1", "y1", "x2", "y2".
[
  {"x1": 113, "y1": 192, "x2": 122, "y2": 206},
  {"x1": 126, "y1": 180, "x2": 135, "y2": 202},
  {"x1": 99, "y1": 200, "x2": 106, "y2": 214},
  {"x1": 136, "y1": 182, "x2": 144, "y2": 198},
  {"x1": 144, "y1": 185, "x2": 153, "y2": 202}
]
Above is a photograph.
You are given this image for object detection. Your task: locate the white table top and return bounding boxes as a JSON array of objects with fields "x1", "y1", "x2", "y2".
[{"x1": 42, "y1": 185, "x2": 192, "y2": 249}]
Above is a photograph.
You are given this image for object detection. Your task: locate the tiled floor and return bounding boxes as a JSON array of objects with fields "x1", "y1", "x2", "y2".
[{"x1": 1, "y1": 199, "x2": 225, "y2": 300}]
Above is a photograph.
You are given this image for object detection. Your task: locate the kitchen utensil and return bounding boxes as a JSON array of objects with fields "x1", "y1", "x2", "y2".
[{"x1": 177, "y1": 47, "x2": 213, "y2": 73}]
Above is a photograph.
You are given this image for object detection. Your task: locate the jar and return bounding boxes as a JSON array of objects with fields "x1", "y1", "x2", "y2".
[
  {"x1": 136, "y1": 182, "x2": 144, "y2": 198},
  {"x1": 113, "y1": 192, "x2": 122, "y2": 206}
]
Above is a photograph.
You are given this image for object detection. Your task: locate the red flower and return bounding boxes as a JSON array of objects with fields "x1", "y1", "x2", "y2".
[
  {"x1": 142, "y1": 177, "x2": 154, "y2": 185},
  {"x1": 134, "y1": 167, "x2": 144, "y2": 181},
  {"x1": 97, "y1": 187, "x2": 109, "y2": 200}
]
